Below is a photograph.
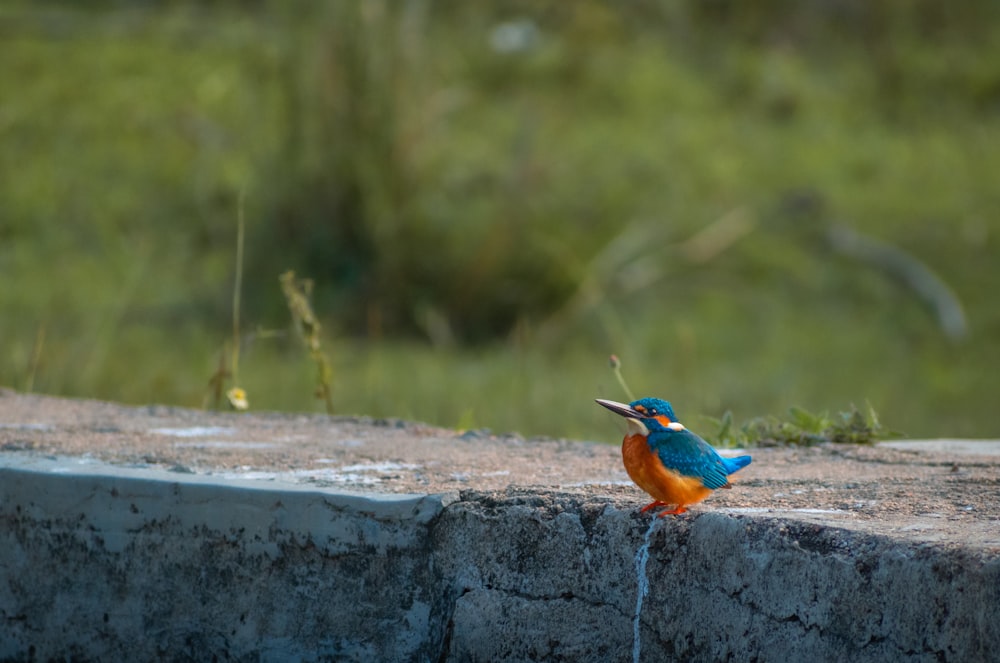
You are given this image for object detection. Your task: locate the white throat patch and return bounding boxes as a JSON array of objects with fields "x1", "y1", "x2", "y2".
[{"x1": 625, "y1": 418, "x2": 649, "y2": 436}]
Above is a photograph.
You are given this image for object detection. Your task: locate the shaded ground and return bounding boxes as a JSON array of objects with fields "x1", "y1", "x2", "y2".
[{"x1": 1, "y1": 389, "x2": 998, "y2": 551}]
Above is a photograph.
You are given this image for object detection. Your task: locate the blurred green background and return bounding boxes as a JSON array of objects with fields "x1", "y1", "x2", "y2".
[{"x1": 2, "y1": 0, "x2": 998, "y2": 441}]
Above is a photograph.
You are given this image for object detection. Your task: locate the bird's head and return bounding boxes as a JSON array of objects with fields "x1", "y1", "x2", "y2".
[{"x1": 595, "y1": 397, "x2": 684, "y2": 437}]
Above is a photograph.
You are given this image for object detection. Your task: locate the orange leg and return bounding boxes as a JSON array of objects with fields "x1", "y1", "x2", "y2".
[{"x1": 639, "y1": 501, "x2": 669, "y2": 513}]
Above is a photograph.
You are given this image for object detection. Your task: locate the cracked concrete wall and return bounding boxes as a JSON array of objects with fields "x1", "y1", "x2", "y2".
[
  {"x1": 2, "y1": 463, "x2": 998, "y2": 662},
  {"x1": 437, "y1": 495, "x2": 999, "y2": 662}
]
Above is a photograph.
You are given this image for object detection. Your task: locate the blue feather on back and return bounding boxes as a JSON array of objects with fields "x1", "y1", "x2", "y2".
[{"x1": 637, "y1": 406, "x2": 752, "y2": 489}]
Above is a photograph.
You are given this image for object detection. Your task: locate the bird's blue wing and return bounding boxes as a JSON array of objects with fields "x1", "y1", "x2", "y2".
[{"x1": 647, "y1": 428, "x2": 732, "y2": 490}]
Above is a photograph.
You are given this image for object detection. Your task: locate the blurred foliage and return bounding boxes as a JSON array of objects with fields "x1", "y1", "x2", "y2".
[
  {"x1": 705, "y1": 404, "x2": 892, "y2": 448},
  {"x1": 2, "y1": 0, "x2": 1000, "y2": 440}
]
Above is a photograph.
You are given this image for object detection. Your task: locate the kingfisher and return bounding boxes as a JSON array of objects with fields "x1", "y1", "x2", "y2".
[{"x1": 596, "y1": 397, "x2": 752, "y2": 516}]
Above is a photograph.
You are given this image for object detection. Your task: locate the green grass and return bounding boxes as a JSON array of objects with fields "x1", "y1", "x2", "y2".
[
  {"x1": 3, "y1": 1, "x2": 1000, "y2": 443},
  {"x1": 706, "y1": 404, "x2": 892, "y2": 448}
]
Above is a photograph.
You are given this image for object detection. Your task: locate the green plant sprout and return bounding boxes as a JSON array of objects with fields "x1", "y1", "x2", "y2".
[{"x1": 706, "y1": 403, "x2": 895, "y2": 448}]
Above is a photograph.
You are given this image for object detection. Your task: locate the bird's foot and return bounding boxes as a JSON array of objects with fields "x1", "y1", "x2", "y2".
[
  {"x1": 655, "y1": 505, "x2": 688, "y2": 517},
  {"x1": 639, "y1": 502, "x2": 689, "y2": 517}
]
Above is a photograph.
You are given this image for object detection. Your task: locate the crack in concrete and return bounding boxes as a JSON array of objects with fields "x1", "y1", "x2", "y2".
[{"x1": 680, "y1": 558, "x2": 965, "y2": 662}]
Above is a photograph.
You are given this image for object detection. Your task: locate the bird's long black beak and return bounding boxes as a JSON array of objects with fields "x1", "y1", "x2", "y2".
[{"x1": 595, "y1": 398, "x2": 642, "y2": 419}]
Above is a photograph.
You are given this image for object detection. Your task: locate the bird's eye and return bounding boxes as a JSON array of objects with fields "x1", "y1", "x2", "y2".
[{"x1": 649, "y1": 408, "x2": 658, "y2": 415}]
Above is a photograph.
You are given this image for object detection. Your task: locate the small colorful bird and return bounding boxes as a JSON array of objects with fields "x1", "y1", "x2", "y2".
[{"x1": 596, "y1": 397, "x2": 752, "y2": 516}]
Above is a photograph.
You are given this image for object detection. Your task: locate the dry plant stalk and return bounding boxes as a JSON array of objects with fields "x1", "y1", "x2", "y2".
[
  {"x1": 279, "y1": 270, "x2": 334, "y2": 414},
  {"x1": 204, "y1": 189, "x2": 249, "y2": 411}
]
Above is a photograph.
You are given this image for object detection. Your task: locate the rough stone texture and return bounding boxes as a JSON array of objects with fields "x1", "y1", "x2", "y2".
[
  {"x1": 432, "y1": 492, "x2": 1000, "y2": 662},
  {"x1": 1, "y1": 391, "x2": 999, "y2": 661},
  {"x1": 0, "y1": 456, "x2": 450, "y2": 661}
]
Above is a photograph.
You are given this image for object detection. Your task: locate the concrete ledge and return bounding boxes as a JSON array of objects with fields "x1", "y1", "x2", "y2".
[
  {"x1": 3, "y1": 457, "x2": 999, "y2": 661},
  {"x1": 1, "y1": 456, "x2": 452, "y2": 661},
  {"x1": 1, "y1": 392, "x2": 999, "y2": 661}
]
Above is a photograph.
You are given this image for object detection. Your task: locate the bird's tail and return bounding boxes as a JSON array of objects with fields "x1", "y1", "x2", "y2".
[{"x1": 721, "y1": 455, "x2": 752, "y2": 475}]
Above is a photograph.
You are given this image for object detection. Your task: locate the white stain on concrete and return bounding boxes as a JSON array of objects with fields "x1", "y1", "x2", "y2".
[
  {"x1": 880, "y1": 439, "x2": 1000, "y2": 455},
  {"x1": 337, "y1": 462, "x2": 419, "y2": 473},
  {"x1": 0, "y1": 423, "x2": 53, "y2": 431},
  {"x1": 210, "y1": 462, "x2": 421, "y2": 486},
  {"x1": 723, "y1": 507, "x2": 851, "y2": 515},
  {"x1": 633, "y1": 517, "x2": 660, "y2": 663},
  {"x1": 173, "y1": 441, "x2": 279, "y2": 450},
  {"x1": 214, "y1": 470, "x2": 281, "y2": 481},
  {"x1": 151, "y1": 426, "x2": 236, "y2": 438},
  {"x1": 48, "y1": 457, "x2": 100, "y2": 473}
]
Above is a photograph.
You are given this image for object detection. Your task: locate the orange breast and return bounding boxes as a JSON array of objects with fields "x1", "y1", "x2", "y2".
[{"x1": 622, "y1": 434, "x2": 712, "y2": 507}]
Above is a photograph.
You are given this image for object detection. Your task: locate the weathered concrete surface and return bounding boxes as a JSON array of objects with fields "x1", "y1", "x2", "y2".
[
  {"x1": 1, "y1": 391, "x2": 999, "y2": 661},
  {"x1": 434, "y1": 493, "x2": 1000, "y2": 662},
  {"x1": 1, "y1": 455, "x2": 450, "y2": 661}
]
